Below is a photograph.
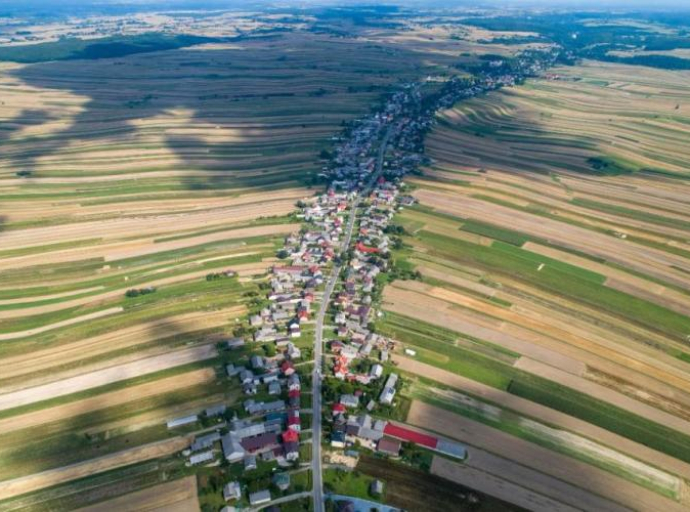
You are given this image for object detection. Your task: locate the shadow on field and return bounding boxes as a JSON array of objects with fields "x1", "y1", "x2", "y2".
[{"x1": 1, "y1": 33, "x2": 426, "y2": 191}]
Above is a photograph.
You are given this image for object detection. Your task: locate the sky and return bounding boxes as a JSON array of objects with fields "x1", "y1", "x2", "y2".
[{"x1": 1, "y1": 0, "x2": 690, "y2": 14}]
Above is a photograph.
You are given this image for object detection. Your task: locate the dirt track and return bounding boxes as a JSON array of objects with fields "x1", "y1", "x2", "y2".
[
  {"x1": 0, "y1": 437, "x2": 190, "y2": 501},
  {"x1": 396, "y1": 356, "x2": 690, "y2": 480},
  {"x1": 408, "y1": 401, "x2": 687, "y2": 512},
  {"x1": 0, "y1": 344, "x2": 217, "y2": 412},
  {"x1": 76, "y1": 476, "x2": 200, "y2": 512}
]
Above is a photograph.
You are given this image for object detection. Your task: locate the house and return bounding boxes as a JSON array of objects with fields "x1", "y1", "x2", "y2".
[
  {"x1": 273, "y1": 472, "x2": 291, "y2": 491},
  {"x1": 250, "y1": 355, "x2": 265, "y2": 370},
  {"x1": 369, "y1": 364, "x2": 383, "y2": 379},
  {"x1": 282, "y1": 430, "x2": 300, "y2": 461},
  {"x1": 332, "y1": 403, "x2": 346, "y2": 416},
  {"x1": 262, "y1": 372, "x2": 279, "y2": 384},
  {"x1": 281, "y1": 360, "x2": 296, "y2": 376},
  {"x1": 221, "y1": 433, "x2": 245, "y2": 462},
  {"x1": 241, "y1": 432, "x2": 279, "y2": 454},
  {"x1": 244, "y1": 400, "x2": 286, "y2": 415},
  {"x1": 205, "y1": 404, "x2": 227, "y2": 418},
  {"x1": 288, "y1": 389, "x2": 301, "y2": 408},
  {"x1": 244, "y1": 454, "x2": 257, "y2": 470},
  {"x1": 249, "y1": 490, "x2": 271, "y2": 506},
  {"x1": 286, "y1": 342, "x2": 302, "y2": 360},
  {"x1": 287, "y1": 373, "x2": 301, "y2": 391},
  {"x1": 223, "y1": 481, "x2": 242, "y2": 501},
  {"x1": 250, "y1": 315, "x2": 263, "y2": 327},
  {"x1": 370, "y1": 479, "x2": 384, "y2": 496},
  {"x1": 379, "y1": 373, "x2": 398, "y2": 405},
  {"x1": 287, "y1": 409, "x2": 301, "y2": 432},
  {"x1": 377, "y1": 437, "x2": 402, "y2": 457},
  {"x1": 331, "y1": 430, "x2": 346, "y2": 448},
  {"x1": 189, "y1": 451, "x2": 214, "y2": 465},
  {"x1": 226, "y1": 364, "x2": 242, "y2": 377},
  {"x1": 191, "y1": 431, "x2": 221, "y2": 452},
  {"x1": 239, "y1": 370, "x2": 254, "y2": 385},
  {"x1": 340, "y1": 394, "x2": 359, "y2": 409},
  {"x1": 268, "y1": 381, "x2": 282, "y2": 395}
]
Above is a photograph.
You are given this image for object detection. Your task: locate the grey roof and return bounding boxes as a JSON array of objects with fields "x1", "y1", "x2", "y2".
[
  {"x1": 189, "y1": 450, "x2": 214, "y2": 465},
  {"x1": 248, "y1": 490, "x2": 271, "y2": 505},
  {"x1": 191, "y1": 431, "x2": 221, "y2": 452},
  {"x1": 167, "y1": 414, "x2": 198, "y2": 429}
]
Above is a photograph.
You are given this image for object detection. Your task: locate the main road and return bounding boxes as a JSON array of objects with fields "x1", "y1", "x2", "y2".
[{"x1": 311, "y1": 126, "x2": 392, "y2": 512}]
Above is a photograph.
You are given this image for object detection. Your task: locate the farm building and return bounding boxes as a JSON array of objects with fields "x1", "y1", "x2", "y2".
[
  {"x1": 377, "y1": 437, "x2": 402, "y2": 456},
  {"x1": 379, "y1": 373, "x2": 398, "y2": 405},
  {"x1": 189, "y1": 450, "x2": 214, "y2": 465},
  {"x1": 249, "y1": 490, "x2": 272, "y2": 506},
  {"x1": 167, "y1": 414, "x2": 198, "y2": 429}
]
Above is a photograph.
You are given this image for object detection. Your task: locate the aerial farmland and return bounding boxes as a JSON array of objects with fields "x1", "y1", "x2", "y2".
[{"x1": 1, "y1": 3, "x2": 690, "y2": 512}]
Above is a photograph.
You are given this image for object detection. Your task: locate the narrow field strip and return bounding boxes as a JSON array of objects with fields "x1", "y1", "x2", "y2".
[
  {"x1": 0, "y1": 344, "x2": 217, "y2": 412},
  {"x1": 0, "y1": 307, "x2": 123, "y2": 342},
  {"x1": 0, "y1": 368, "x2": 215, "y2": 435},
  {"x1": 0, "y1": 436, "x2": 191, "y2": 501}
]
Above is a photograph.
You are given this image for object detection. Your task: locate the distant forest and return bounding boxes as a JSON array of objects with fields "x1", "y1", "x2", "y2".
[
  {"x1": 0, "y1": 33, "x2": 218, "y2": 63},
  {"x1": 463, "y1": 12, "x2": 690, "y2": 70}
]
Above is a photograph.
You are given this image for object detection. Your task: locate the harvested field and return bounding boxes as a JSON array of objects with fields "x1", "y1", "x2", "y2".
[
  {"x1": 75, "y1": 476, "x2": 200, "y2": 512},
  {"x1": 0, "y1": 344, "x2": 217, "y2": 412},
  {"x1": 407, "y1": 401, "x2": 688, "y2": 512},
  {"x1": 0, "y1": 436, "x2": 190, "y2": 501}
]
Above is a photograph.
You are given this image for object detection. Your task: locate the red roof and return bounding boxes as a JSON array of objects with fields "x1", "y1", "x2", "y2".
[
  {"x1": 383, "y1": 423, "x2": 438, "y2": 448},
  {"x1": 282, "y1": 430, "x2": 299, "y2": 443},
  {"x1": 332, "y1": 403, "x2": 346, "y2": 413},
  {"x1": 356, "y1": 242, "x2": 380, "y2": 254},
  {"x1": 288, "y1": 389, "x2": 301, "y2": 398},
  {"x1": 288, "y1": 415, "x2": 300, "y2": 425}
]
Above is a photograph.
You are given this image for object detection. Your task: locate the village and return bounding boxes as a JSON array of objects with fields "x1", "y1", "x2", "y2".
[{"x1": 164, "y1": 46, "x2": 562, "y2": 511}]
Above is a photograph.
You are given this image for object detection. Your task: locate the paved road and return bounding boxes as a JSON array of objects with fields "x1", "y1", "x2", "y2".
[{"x1": 311, "y1": 126, "x2": 392, "y2": 512}]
